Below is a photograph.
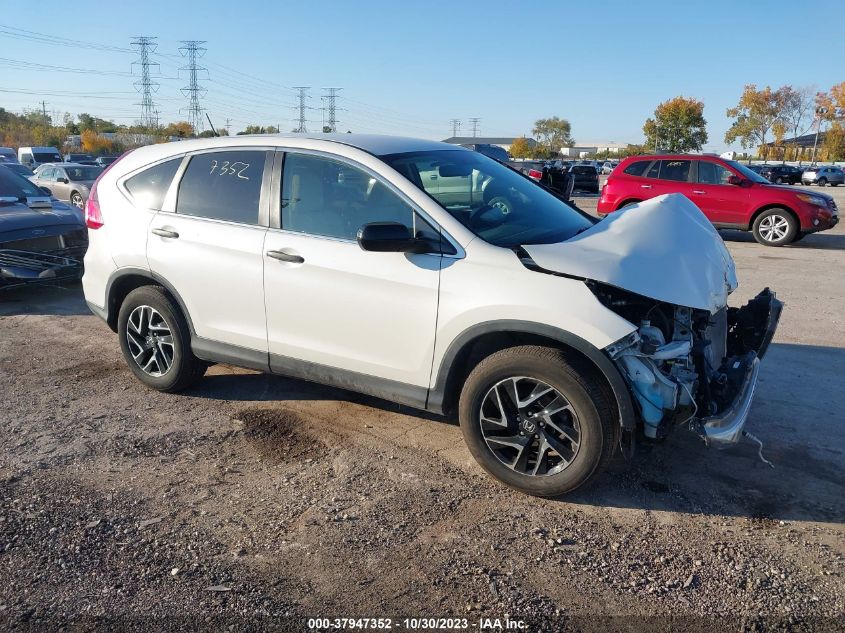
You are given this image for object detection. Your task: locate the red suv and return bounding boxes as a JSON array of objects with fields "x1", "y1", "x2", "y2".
[{"x1": 597, "y1": 154, "x2": 839, "y2": 246}]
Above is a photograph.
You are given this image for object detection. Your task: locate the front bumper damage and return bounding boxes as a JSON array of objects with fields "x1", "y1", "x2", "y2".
[
  {"x1": 697, "y1": 288, "x2": 783, "y2": 447},
  {"x1": 0, "y1": 249, "x2": 83, "y2": 291}
]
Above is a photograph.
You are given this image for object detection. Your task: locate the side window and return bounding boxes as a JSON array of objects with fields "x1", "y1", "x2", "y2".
[
  {"x1": 125, "y1": 158, "x2": 181, "y2": 210},
  {"x1": 281, "y1": 153, "x2": 413, "y2": 240},
  {"x1": 55, "y1": 168, "x2": 67, "y2": 181},
  {"x1": 175, "y1": 151, "x2": 266, "y2": 223},
  {"x1": 698, "y1": 161, "x2": 732, "y2": 185},
  {"x1": 659, "y1": 160, "x2": 691, "y2": 182},
  {"x1": 645, "y1": 161, "x2": 660, "y2": 178},
  {"x1": 40, "y1": 167, "x2": 55, "y2": 181},
  {"x1": 623, "y1": 161, "x2": 649, "y2": 177}
]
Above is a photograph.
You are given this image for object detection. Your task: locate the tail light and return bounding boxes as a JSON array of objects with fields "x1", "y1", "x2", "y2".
[
  {"x1": 85, "y1": 150, "x2": 132, "y2": 229},
  {"x1": 528, "y1": 169, "x2": 543, "y2": 180}
]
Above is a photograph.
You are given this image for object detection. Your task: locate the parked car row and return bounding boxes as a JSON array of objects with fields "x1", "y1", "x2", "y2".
[
  {"x1": 1, "y1": 146, "x2": 118, "y2": 170},
  {"x1": 746, "y1": 162, "x2": 844, "y2": 186}
]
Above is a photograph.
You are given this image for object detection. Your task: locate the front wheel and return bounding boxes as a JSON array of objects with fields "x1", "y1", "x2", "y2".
[
  {"x1": 117, "y1": 286, "x2": 207, "y2": 392},
  {"x1": 775, "y1": 177, "x2": 783, "y2": 184},
  {"x1": 752, "y1": 208, "x2": 798, "y2": 246},
  {"x1": 458, "y1": 346, "x2": 617, "y2": 497},
  {"x1": 818, "y1": 178, "x2": 828, "y2": 187}
]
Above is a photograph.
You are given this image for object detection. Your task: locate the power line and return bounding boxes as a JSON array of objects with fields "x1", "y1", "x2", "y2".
[
  {"x1": 179, "y1": 40, "x2": 207, "y2": 134},
  {"x1": 322, "y1": 87, "x2": 342, "y2": 132},
  {"x1": 449, "y1": 118, "x2": 462, "y2": 137},
  {"x1": 292, "y1": 87, "x2": 311, "y2": 133},
  {"x1": 131, "y1": 36, "x2": 160, "y2": 128},
  {"x1": 469, "y1": 117, "x2": 481, "y2": 137}
]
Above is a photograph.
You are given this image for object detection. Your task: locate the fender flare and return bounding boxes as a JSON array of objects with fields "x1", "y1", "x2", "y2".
[
  {"x1": 101, "y1": 266, "x2": 196, "y2": 335},
  {"x1": 427, "y1": 320, "x2": 637, "y2": 431}
]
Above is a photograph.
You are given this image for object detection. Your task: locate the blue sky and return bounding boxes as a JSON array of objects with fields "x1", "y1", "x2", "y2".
[{"x1": 1, "y1": 0, "x2": 843, "y2": 150}]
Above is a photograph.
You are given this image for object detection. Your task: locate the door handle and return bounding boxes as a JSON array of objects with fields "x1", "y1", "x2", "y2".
[
  {"x1": 640, "y1": 184, "x2": 652, "y2": 189},
  {"x1": 266, "y1": 250, "x2": 304, "y2": 264},
  {"x1": 151, "y1": 228, "x2": 179, "y2": 239},
  {"x1": 692, "y1": 190, "x2": 706, "y2": 195}
]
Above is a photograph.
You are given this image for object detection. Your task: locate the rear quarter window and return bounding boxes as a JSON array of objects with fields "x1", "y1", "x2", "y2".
[
  {"x1": 622, "y1": 161, "x2": 650, "y2": 177},
  {"x1": 125, "y1": 158, "x2": 182, "y2": 210}
]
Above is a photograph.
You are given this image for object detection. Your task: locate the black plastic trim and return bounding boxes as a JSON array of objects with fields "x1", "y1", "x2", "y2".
[
  {"x1": 427, "y1": 320, "x2": 637, "y2": 430},
  {"x1": 270, "y1": 353, "x2": 428, "y2": 410},
  {"x1": 192, "y1": 337, "x2": 269, "y2": 372},
  {"x1": 102, "y1": 267, "x2": 197, "y2": 334}
]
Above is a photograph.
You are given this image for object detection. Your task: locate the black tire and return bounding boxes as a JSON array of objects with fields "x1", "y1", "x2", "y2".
[
  {"x1": 117, "y1": 285, "x2": 206, "y2": 392},
  {"x1": 751, "y1": 208, "x2": 798, "y2": 246},
  {"x1": 458, "y1": 346, "x2": 618, "y2": 497},
  {"x1": 775, "y1": 177, "x2": 783, "y2": 184},
  {"x1": 818, "y1": 177, "x2": 827, "y2": 187},
  {"x1": 70, "y1": 191, "x2": 84, "y2": 209},
  {"x1": 832, "y1": 182, "x2": 840, "y2": 187},
  {"x1": 792, "y1": 232, "x2": 807, "y2": 242}
]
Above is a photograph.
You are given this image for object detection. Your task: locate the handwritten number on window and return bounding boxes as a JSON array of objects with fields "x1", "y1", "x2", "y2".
[{"x1": 208, "y1": 159, "x2": 250, "y2": 180}]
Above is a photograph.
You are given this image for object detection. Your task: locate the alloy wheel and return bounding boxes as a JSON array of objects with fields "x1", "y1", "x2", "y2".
[
  {"x1": 479, "y1": 376, "x2": 581, "y2": 477},
  {"x1": 71, "y1": 193, "x2": 84, "y2": 209},
  {"x1": 125, "y1": 305, "x2": 174, "y2": 377},
  {"x1": 758, "y1": 214, "x2": 790, "y2": 243}
]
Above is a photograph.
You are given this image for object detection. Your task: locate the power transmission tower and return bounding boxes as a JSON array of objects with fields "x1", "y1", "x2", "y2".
[
  {"x1": 131, "y1": 36, "x2": 160, "y2": 129},
  {"x1": 292, "y1": 87, "x2": 311, "y2": 133},
  {"x1": 179, "y1": 40, "x2": 208, "y2": 135},
  {"x1": 321, "y1": 87, "x2": 342, "y2": 132},
  {"x1": 449, "y1": 118, "x2": 462, "y2": 137},
  {"x1": 469, "y1": 117, "x2": 481, "y2": 137}
]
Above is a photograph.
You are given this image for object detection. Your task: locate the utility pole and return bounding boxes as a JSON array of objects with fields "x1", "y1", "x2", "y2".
[
  {"x1": 131, "y1": 36, "x2": 160, "y2": 129},
  {"x1": 449, "y1": 118, "x2": 462, "y2": 137},
  {"x1": 469, "y1": 117, "x2": 481, "y2": 137},
  {"x1": 811, "y1": 106, "x2": 828, "y2": 165},
  {"x1": 321, "y1": 87, "x2": 342, "y2": 133},
  {"x1": 179, "y1": 40, "x2": 208, "y2": 135},
  {"x1": 40, "y1": 100, "x2": 48, "y2": 123},
  {"x1": 293, "y1": 87, "x2": 310, "y2": 133}
]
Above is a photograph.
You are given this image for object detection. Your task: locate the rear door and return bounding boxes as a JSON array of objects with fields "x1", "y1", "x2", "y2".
[
  {"x1": 146, "y1": 149, "x2": 271, "y2": 354},
  {"x1": 691, "y1": 160, "x2": 750, "y2": 226},
  {"x1": 642, "y1": 159, "x2": 694, "y2": 200}
]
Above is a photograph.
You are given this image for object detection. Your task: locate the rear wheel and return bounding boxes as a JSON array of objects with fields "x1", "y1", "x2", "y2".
[
  {"x1": 775, "y1": 177, "x2": 783, "y2": 184},
  {"x1": 818, "y1": 177, "x2": 828, "y2": 187},
  {"x1": 458, "y1": 346, "x2": 617, "y2": 497},
  {"x1": 752, "y1": 208, "x2": 798, "y2": 246},
  {"x1": 70, "y1": 192, "x2": 84, "y2": 209},
  {"x1": 117, "y1": 286, "x2": 206, "y2": 392}
]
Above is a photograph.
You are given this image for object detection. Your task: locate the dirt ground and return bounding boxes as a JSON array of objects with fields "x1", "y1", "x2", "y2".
[{"x1": 1, "y1": 188, "x2": 844, "y2": 632}]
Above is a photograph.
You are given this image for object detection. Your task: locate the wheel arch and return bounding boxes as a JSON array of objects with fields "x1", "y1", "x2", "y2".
[
  {"x1": 428, "y1": 320, "x2": 637, "y2": 431},
  {"x1": 749, "y1": 203, "x2": 801, "y2": 232},
  {"x1": 614, "y1": 198, "x2": 642, "y2": 210},
  {"x1": 104, "y1": 267, "x2": 194, "y2": 334}
]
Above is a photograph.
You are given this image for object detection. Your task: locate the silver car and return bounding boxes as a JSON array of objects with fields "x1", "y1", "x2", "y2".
[
  {"x1": 32, "y1": 163, "x2": 102, "y2": 208},
  {"x1": 801, "y1": 165, "x2": 844, "y2": 187}
]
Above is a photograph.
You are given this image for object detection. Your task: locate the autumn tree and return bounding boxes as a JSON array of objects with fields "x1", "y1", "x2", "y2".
[
  {"x1": 161, "y1": 121, "x2": 194, "y2": 138},
  {"x1": 532, "y1": 117, "x2": 573, "y2": 155},
  {"x1": 724, "y1": 85, "x2": 788, "y2": 158},
  {"x1": 509, "y1": 137, "x2": 534, "y2": 159},
  {"x1": 80, "y1": 129, "x2": 114, "y2": 154},
  {"x1": 642, "y1": 96, "x2": 707, "y2": 153}
]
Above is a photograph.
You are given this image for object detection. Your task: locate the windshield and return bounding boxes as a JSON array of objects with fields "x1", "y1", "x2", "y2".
[
  {"x1": 5, "y1": 164, "x2": 33, "y2": 177},
  {"x1": 69, "y1": 154, "x2": 93, "y2": 161},
  {"x1": 725, "y1": 160, "x2": 769, "y2": 183},
  {"x1": 0, "y1": 167, "x2": 46, "y2": 199},
  {"x1": 34, "y1": 152, "x2": 61, "y2": 162},
  {"x1": 380, "y1": 149, "x2": 593, "y2": 247},
  {"x1": 65, "y1": 166, "x2": 101, "y2": 180}
]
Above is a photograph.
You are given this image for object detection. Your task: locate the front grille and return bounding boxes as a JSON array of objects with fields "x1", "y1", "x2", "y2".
[{"x1": 1, "y1": 235, "x2": 63, "y2": 251}]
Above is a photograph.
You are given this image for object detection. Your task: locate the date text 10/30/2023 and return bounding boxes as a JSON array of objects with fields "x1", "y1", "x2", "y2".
[{"x1": 306, "y1": 617, "x2": 528, "y2": 630}]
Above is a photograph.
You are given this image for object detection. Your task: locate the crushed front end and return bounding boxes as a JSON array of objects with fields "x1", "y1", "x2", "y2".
[{"x1": 598, "y1": 284, "x2": 783, "y2": 447}]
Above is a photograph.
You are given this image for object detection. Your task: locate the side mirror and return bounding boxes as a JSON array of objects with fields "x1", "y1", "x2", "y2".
[
  {"x1": 39, "y1": 186, "x2": 52, "y2": 196},
  {"x1": 59, "y1": 177, "x2": 69, "y2": 184},
  {"x1": 357, "y1": 222, "x2": 427, "y2": 253}
]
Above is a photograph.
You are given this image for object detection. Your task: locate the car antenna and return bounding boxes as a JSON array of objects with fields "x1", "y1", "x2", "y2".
[{"x1": 205, "y1": 114, "x2": 219, "y2": 137}]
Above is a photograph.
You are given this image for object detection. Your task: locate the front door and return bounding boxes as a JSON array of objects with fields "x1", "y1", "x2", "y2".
[
  {"x1": 146, "y1": 149, "x2": 270, "y2": 353},
  {"x1": 692, "y1": 160, "x2": 750, "y2": 226},
  {"x1": 263, "y1": 151, "x2": 441, "y2": 398}
]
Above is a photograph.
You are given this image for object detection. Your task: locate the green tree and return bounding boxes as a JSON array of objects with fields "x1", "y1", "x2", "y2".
[
  {"x1": 532, "y1": 117, "x2": 573, "y2": 155},
  {"x1": 642, "y1": 96, "x2": 708, "y2": 153},
  {"x1": 725, "y1": 85, "x2": 787, "y2": 158}
]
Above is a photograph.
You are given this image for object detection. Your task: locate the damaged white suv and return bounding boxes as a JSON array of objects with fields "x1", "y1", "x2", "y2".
[{"x1": 82, "y1": 135, "x2": 782, "y2": 496}]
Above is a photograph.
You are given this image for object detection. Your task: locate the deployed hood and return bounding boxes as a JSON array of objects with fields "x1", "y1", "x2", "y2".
[{"x1": 523, "y1": 194, "x2": 738, "y2": 313}]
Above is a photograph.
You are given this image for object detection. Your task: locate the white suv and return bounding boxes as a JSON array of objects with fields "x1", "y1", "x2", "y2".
[{"x1": 82, "y1": 135, "x2": 782, "y2": 496}]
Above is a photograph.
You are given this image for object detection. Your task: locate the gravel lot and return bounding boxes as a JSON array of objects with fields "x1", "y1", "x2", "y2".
[{"x1": 1, "y1": 185, "x2": 843, "y2": 631}]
